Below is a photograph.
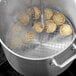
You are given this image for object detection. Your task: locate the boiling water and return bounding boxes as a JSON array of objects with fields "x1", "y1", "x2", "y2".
[{"x1": 5, "y1": 8, "x2": 73, "y2": 59}]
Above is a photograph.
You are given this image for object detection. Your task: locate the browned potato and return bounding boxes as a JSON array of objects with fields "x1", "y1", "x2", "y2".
[
  {"x1": 23, "y1": 32, "x2": 35, "y2": 42},
  {"x1": 33, "y1": 7, "x2": 41, "y2": 19},
  {"x1": 33, "y1": 22, "x2": 43, "y2": 33},
  {"x1": 18, "y1": 12, "x2": 30, "y2": 25},
  {"x1": 53, "y1": 13, "x2": 65, "y2": 25},
  {"x1": 44, "y1": 20, "x2": 57, "y2": 33},
  {"x1": 60, "y1": 24, "x2": 73, "y2": 36},
  {"x1": 44, "y1": 8, "x2": 53, "y2": 19}
]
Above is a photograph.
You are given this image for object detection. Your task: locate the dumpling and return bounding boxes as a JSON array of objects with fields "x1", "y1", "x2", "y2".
[
  {"x1": 7, "y1": 23, "x2": 24, "y2": 49},
  {"x1": 9, "y1": 37, "x2": 23, "y2": 49},
  {"x1": 44, "y1": 20, "x2": 57, "y2": 33},
  {"x1": 33, "y1": 7, "x2": 41, "y2": 19},
  {"x1": 60, "y1": 24, "x2": 73, "y2": 36},
  {"x1": 44, "y1": 8, "x2": 53, "y2": 19},
  {"x1": 32, "y1": 22, "x2": 43, "y2": 33},
  {"x1": 18, "y1": 12, "x2": 30, "y2": 25},
  {"x1": 26, "y1": 8, "x2": 34, "y2": 17},
  {"x1": 10, "y1": 23, "x2": 22, "y2": 33},
  {"x1": 53, "y1": 13, "x2": 65, "y2": 25},
  {"x1": 23, "y1": 32, "x2": 35, "y2": 42}
]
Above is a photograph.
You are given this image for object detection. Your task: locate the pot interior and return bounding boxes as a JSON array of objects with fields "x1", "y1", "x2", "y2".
[{"x1": 0, "y1": 0, "x2": 76, "y2": 59}]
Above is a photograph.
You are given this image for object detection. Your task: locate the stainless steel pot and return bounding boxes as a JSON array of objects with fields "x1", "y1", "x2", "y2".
[{"x1": 0, "y1": 0, "x2": 76, "y2": 76}]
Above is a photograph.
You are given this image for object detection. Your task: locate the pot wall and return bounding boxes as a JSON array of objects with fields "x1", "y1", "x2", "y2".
[{"x1": 2, "y1": 45, "x2": 73, "y2": 76}]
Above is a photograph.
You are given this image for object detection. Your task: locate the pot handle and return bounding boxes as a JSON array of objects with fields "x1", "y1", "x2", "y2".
[{"x1": 52, "y1": 43, "x2": 76, "y2": 68}]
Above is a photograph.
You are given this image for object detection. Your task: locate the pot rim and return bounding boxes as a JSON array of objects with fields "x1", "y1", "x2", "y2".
[{"x1": 0, "y1": 35, "x2": 75, "y2": 61}]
